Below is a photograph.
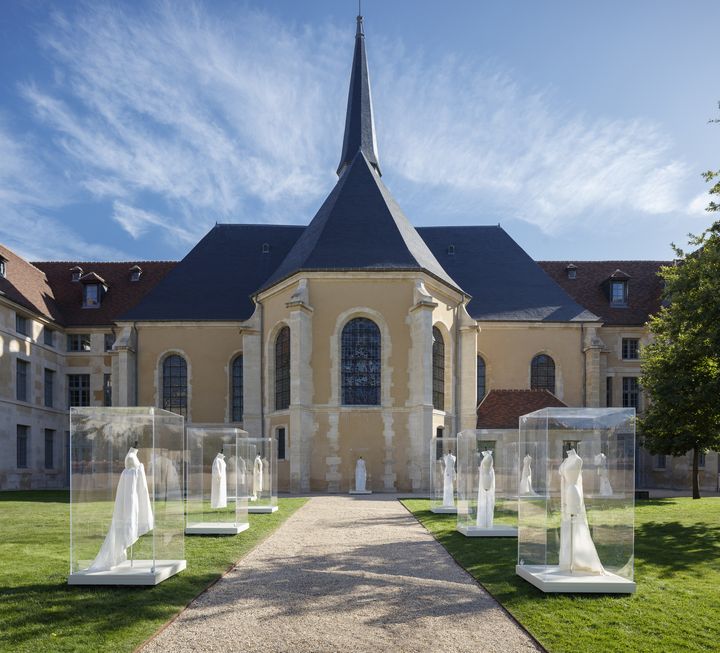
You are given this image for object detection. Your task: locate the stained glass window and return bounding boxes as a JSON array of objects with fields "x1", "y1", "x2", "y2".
[
  {"x1": 162, "y1": 354, "x2": 187, "y2": 417},
  {"x1": 341, "y1": 318, "x2": 381, "y2": 405},
  {"x1": 275, "y1": 326, "x2": 291, "y2": 410},
  {"x1": 531, "y1": 354, "x2": 555, "y2": 394},
  {"x1": 432, "y1": 327, "x2": 445, "y2": 410},
  {"x1": 232, "y1": 355, "x2": 243, "y2": 421},
  {"x1": 477, "y1": 355, "x2": 486, "y2": 403}
]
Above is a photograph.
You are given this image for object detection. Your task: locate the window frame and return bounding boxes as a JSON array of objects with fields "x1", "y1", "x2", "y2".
[
  {"x1": 16, "y1": 359, "x2": 29, "y2": 403},
  {"x1": 67, "y1": 374, "x2": 90, "y2": 408},
  {"x1": 276, "y1": 426, "x2": 287, "y2": 460},
  {"x1": 44, "y1": 368, "x2": 55, "y2": 408},
  {"x1": 17, "y1": 425, "x2": 29, "y2": 469},
  {"x1": 432, "y1": 327, "x2": 445, "y2": 411},
  {"x1": 44, "y1": 429, "x2": 55, "y2": 470},
  {"x1": 15, "y1": 313, "x2": 28, "y2": 336},
  {"x1": 611, "y1": 280, "x2": 628, "y2": 307},
  {"x1": 341, "y1": 317, "x2": 381, "y2": 406},
  {"x1": 606, "y1": 376, "x2": 613, "y2": 408},
  {"x1": 231, "y1": 355, "x2": 244, "y2": 422},
  {"x1": 104, "y1": 333, "x2": 116, "y2": 352},
  {"x1": 44, "y1": 327, "x2": 55, "y2": 347},
  {"x1": 622, "y1": 376, "x2": 640, "y2": 409},
  {"x1": 103, "y1": 373, "x2": 112, "y2": 407},
  {"x1": 274, "y1": 326, "x2": 291, "y2": 411},
  {"x1": 531, "y1": 354, "x2": 556, "y2": 395},
  {"x1": 161, "y1": 354, "x2": 188, "y2": 417},
  {"x1": 621, "y1": 337, "x2": 640, "y2": 360},
  {"x1": 83, "y1": 283, "x2": 101, "y2": 308},
  {"x1": 67, "y1": 334, "x2": 92, "y2": 352},
  {"x1": 477, "y1": 355, "x2": 486, "y2": 404}
]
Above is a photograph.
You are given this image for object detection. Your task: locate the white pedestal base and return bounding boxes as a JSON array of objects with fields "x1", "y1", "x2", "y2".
[
  {"x1": 516, "y1": 565, "x2": 636, "y2": 594},
  {"x1": 185, "y1": 522, "x2": 249, "y2": 535},
  {"x1": 349, "y1": 490, "x2": 372, "y2": 494},
  {"x1": 458, "y1": 524, "x2": 517, "y2": 537},
  {"x1": 248, "y1": 505, "x2": 278, "y2": 513},
  {"x1": 431, "y1": 506, "x2": 457, "y2": 514},
  {"x1": 68, "y1": 559, "x2": 186, "y2": 586}
]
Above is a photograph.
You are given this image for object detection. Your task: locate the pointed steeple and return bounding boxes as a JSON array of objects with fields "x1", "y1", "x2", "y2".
[{"x1": 337, "y1": 14, "x2": 381, "y2": 177}]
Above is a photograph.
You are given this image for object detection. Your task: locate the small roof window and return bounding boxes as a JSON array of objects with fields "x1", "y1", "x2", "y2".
[
  {"x1": 607, "y1": 269, "x2": 630, "y2": 307},
  {"x1": 565, "y1": 263, "x2": 577, "y2": 279},
  {"x1": 129, "y1": 265, "x2": 142, "y2": 282},
  {"x1": 80, "y1": 272, "x2": 108, "y2": 308},
  {"x1": 70, "y1": 266, "x2": 83, "y2": 282},
  {"x1": 447, "y1": 244, "x2": 456, "y2": 255},
  {"x1": 0, "y1": 256, "x2": 6, "y2": 278},
  {"x1": 262, "y1": 243, "x2": 271, "y2": 254}
]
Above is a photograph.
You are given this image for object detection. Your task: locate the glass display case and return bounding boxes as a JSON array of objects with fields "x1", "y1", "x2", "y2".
[
  {"x1": 517, "y1": 407, "x2": 636, "y2": 593},
  {"x1": 456, "y1": 429, "x2": 518, "y2": 536},
  {"x1": 68, "y1": 407, "x2": 186, "y2": 586},
  {"x1": 186, "y1": 427, "x2": 249, "y2": 535},
  {"x1": 239, "y1": 437, "x2": 278, "y2": 513},
  {"x1": 430, "y1": 436, "x2": 457, "y2": 513},
  {"x1": 348, "y1": 447, "x2": 372, "y2": 494}
]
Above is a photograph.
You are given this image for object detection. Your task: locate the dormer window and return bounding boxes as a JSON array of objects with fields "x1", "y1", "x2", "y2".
[
  {"x1": 70, "y1": 266, "x2": 83, "y2": 282},
  {"x1": 447, "y1": 244, "x2": 456, "y2": 255},
  {"x1": 80, "y1": 272, "x2": 108, "y2": 308},
  {"x1": 0, "y1": 256, "x2": 6, "y2": 278},
  {"x1": 129, "y1": 265, "x2": 142, "y2": 282},
  {"x1": 262, "y1": 243, "x2": 271, "y2": 254},
  {"x1": 611, "y1": 280, "x2": 628, "y2": 306},
  {"x1": 565, "y1": 263, "x2": 577, "y2": 279}
]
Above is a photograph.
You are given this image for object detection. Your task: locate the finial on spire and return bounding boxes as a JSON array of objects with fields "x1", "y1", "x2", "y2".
[{"x1": 337, "y1": 13, "x2": 380, "y2": 177}]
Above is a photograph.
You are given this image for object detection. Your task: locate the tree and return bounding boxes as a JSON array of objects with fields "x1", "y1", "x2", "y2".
[{"x1": 640, "y1": 172, "x2": 720, "y2": 498}]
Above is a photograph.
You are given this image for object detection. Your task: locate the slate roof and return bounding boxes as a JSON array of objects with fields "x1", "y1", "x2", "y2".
[
  {"x1": 337, "y1": 15, "x2": 380, "y2": 177},
  {"x1": 261, "y1": 152, "x2": 461, "y2": 292},
  {"x1": 0, "y1": 244, "x2": 64, "y2": 323},
  {"x1": 537, "y1": 260, "x2": 670, "y2": 326},
  {"x1": 417, "y1": 226, "x2": 599, "y2": 322},
  {"x1": 122, "y1": 224, "x2": 304, "y2": 321},
  {"x1": 476, "y1": 389, "x2": 567, "y2": 429},
  {"x1": 33, "y1": 261, "x2": 175, "y2": 327}
]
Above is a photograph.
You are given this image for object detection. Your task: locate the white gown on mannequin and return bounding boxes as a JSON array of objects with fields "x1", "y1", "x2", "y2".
[
  {"x1": 355, "y1": 458, "x2": 367, "y2": 492},
  {"x1": 520, "y1": 454, "x2": 537, "y2": 495},
  {"x1": 476, "y1": 450, "x2": 495, "y2": 528},
  {"x1": 211, "y1": 453, "x2": 227, "y2": 509},
  {"x1": 89, "y1": 447, "x2": 154, "y2": 571},
  {"x1": 442, "y1": 452, "x2": 456, "y2": 508},
  {"x1": 253, "y1": 455, "x2": 263, "y2": 499},
  {"x1": 594, "y1": 453, "x2": 613, "y2": 497},
  {"x1": 237, "y1": 456, "x2": 247, "y2": 497},
  {"x1": 558, "y1": 449, "x2": 604, "y2": 575}
]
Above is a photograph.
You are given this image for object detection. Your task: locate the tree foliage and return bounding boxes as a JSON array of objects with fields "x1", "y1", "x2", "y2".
[{"x1": 640, "y1": 174, "x2": 720, "y2": 498}]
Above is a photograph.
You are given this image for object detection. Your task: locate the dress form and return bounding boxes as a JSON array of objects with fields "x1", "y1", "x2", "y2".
[
  {"x1": 355, "y1": 457, "x2": 367, "y2": 492},
  {"x1": 520, "y1": 454, "x2": 536, "y2": 495},
  {"x1": 476, "y1": 450, "x2": 495, "y2": 528},
  {"x1": 441, "y1": 452, "x2": 456, "y2": 508},
  {"x1": 211, "y1": 452, "x2": 227, "y2": 509},
  {"x1": 253, "y1": 454, "x2": 263, "y2": 499},
  {"x1": 558, "y1": 449, "x2": 604, "y2": 575},
  {"x1": 594, "y1": 453, "x2": 613, "y2": 496}
]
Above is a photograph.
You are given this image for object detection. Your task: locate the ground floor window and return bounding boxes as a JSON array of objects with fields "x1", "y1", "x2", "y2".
[
  {"x1": 17, "y1": 425, "x2": 29, "y2": 468},
  {"x1": 45, "y1": 429, "x2": 55, "y2": 469},
  {"x1": 276, "y1": 427, "x2": 286, "y2": 460}
]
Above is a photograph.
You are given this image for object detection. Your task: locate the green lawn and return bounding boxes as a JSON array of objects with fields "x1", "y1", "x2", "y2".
[
  {"x1": 403, "y1": 498, "x2": 720, "y2": 653},
  {"x1": 0, "y1": 492, "x2": 306, "y2": 653}
]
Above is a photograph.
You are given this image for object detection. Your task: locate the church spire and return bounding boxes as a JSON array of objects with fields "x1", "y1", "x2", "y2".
[{"x1": 337, "y1": 14, "x2": 381, "y2": 177}]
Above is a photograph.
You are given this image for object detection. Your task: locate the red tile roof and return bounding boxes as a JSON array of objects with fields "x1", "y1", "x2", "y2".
[
  {"x1": 477, "y1": 389, "x2": 567, "y2": 429},
  {"x1": 537, "y1": 260, "x2": 670, "y2": 326},
  {"x1": 32, "y1": 261, "x2": 176, "y2": 326},
  {"x1": 0, "y1": 244, "x2": 64, "y2": 323}
]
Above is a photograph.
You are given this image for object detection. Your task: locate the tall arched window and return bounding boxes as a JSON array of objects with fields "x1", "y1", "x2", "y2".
[
  {"x1": 531, "y1": 354, "x2": 555, "y2": 394},
  {"x1": 477, "y1": 355, "x2": 486, "y2": 403},
  {"x1": 231, "y1": 355, "x2": 243, "y2": 422},
  {"x1": 432, "y1": 326, "x2": 445, "y2": 411},
  {"x1": 275, "y1": 326, "x2": 290, "y2": 410},
  {"x1": 341, "y1": 317, "x2": 381, "y2": 405},
  {"x1": 162, "y1": 354, "x2": 187, "y2": 417}
]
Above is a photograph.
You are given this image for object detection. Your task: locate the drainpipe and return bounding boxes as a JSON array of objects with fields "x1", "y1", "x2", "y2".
[
  {"x1": 454, "y1": 303, "x2": 460, "y2": 436},
  {"x1": 581, "y1": 323, "x2": 586, "y2": 407},
  {"x1": 259, "y1": 301, "x2": 265, "y2": 437},
  {"x1": 133, "y1": 321, "x2": 138, "y2": 406}
]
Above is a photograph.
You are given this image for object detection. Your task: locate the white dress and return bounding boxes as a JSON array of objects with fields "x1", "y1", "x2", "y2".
[
  {"x1": 211, "y1": 453, "x2": 227, "y2": 509},
  {"x1": 253, "y1": 455, "x2": 263, "y2": 499},
  {"x1": 442, "y1": 453, "x2": 456, "y2": 508},
  {"x1": 520, "y1": 454, "x2": 536, "y2": 495},
  {"x1": 89, "y1": 447, "x2": 154, "y2": 571},
  {"x1": 595, "y1": 453, "x2": 613, "y2": 497},
  {"x1": 558, "y1": 450, "x2": 604, "y2": 575},
  {"x1": 476, "y1": 450, "x2": 495, "y2": 528},
  {"x1": 355, "y1": 458, "x2": 367, "y2": 492}
]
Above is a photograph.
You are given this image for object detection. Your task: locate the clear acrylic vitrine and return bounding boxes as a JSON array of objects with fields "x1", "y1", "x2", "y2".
[
  {"x1": 430, "y1": 436, "x2": 458, "y2": 513},
  {"x1": 239, "y1": 437, "x2": 278, "y2": 513},
  {"x1": 517, "y1": 407, "x2": 636, "y2": 593},
  {"x1": 68, "y1": 407, "x2": 186, "y2": 585},
  {"x1": 456, "y1": 429, "x2": 518, "y2": 536},
  {"x1": 186, "y1": 426, "x2": 249, "y2": 535}
]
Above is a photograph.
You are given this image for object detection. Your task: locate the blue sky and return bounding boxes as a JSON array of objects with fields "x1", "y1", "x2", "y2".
[{"x1": 1, "y1": 0, "x2": 718, "y2": 262}]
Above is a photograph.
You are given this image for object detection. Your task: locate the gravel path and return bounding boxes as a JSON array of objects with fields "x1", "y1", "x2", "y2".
[{"x1": 143, "y1": 495, "x2": 541, "y2": 653}]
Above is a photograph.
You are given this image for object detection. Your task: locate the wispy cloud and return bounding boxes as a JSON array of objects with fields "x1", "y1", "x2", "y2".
[{"x1": 10, "y1": 0, "x2": 697, "y2": 259}]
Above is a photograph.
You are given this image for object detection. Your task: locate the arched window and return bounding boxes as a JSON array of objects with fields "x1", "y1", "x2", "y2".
[
  {"x1": 531, "y1": 354, "x2": 555, "y2": 394},
  {"x1": 432, "y1": 326, "x2": 445, "y2": 411},
  {"x1": 231, "y1": 355, "x2": 243, "y2": 422},
  {"x1": 274, "y1": 326, "x2": 290, "y2": 410},
  {"x1": 341, "y1": 317, "x2": 381, "y2": 405},
  {"x1": 477, "y1": 355, "x2": 486, "y2": 403},
  {"x1": 162, "y1": 354, "x2": 187, "y2": 417}
]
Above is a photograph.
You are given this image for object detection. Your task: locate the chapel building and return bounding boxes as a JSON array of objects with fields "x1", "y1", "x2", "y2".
[{"x1": 1, "y1": 16, "x2": 716, "y2": 493}]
